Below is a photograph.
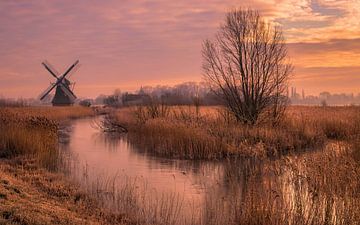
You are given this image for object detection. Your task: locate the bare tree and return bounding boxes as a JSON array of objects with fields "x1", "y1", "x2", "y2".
[{"x1": 202, "y1": 9, "x2": 292, "y2": 124}]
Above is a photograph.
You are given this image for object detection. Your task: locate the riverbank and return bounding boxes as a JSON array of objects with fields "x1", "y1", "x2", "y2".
[
  {"x1": 0, "y1": 157, "x2": 130, "y2": 225},
  {"x1": 0, "y1": 107, "x2": 130, "y2": 224}
]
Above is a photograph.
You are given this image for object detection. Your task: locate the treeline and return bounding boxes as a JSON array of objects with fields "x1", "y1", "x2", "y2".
[
  {"x1": 0, "y1": 98, "x2": 31, "y2": 107},
  {"x1": 290, "y1": 91, "x2": 360, "y2": 106},
  {"x1": 3, "y1": 84, "x2": 360, "y2": 108},
  {"x1": 140, "y1": 82, "x2": 220, "y2": 105},
  {"x1": 95, "y1": 82, "x2": 221, "y2": 107}
]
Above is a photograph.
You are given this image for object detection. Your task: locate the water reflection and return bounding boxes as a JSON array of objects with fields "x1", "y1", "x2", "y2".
[{"x1": 59, "y1": 117, "x2": 222, "y2": 206}]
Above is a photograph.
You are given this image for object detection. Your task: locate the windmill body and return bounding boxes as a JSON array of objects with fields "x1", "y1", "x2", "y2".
[
  {"x1": 39, "y1": 60, "x2": 79, "y2": 106},
  {"x1": 52, "y1": 78, "x2": 75, "y2": 106}
]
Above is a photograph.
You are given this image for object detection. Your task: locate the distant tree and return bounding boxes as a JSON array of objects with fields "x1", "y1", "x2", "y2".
[
  {"x1": 103, "y1": 89, "x2": 123, "y2": 107},
  {"x1": 319, "y1": 92, "x2": 331, "y2": 100},
  {"x1": 94, "y1": 94, "x2": 107, "y2": 105},
  {"x1": 134, "y1": 82, "x2": 222, "y2": 106},
  {"x1": 202, "y1": 9, "x2": 292, "y2": 124}
]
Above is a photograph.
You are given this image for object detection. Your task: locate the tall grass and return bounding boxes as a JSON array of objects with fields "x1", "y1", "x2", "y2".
[
  {"x1": 0, "y1": 106, "x2": 95, "y2": 170},
  {"x1": 108, "y1": 105, "x2": 360, "y2": 159},
  {"x1": 286, "y1": 106, "x2": 360, "y2": 140},
  {"x1": 78, "y1": 174, "x2": 187, "y2": 225},
  {"x1": 129, "y1": 118, "x2": 228, "y2": 159},
  {"x1": 202, "y1": 142, "x2": 360, "y2": 225},
  {"x1": 0, "y1": 106, "x2": 94, "y2": 121}
]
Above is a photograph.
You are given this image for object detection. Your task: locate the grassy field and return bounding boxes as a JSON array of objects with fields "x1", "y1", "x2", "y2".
[{"x1": 110, "y1": 105, "x2": 360, "y2": 159}]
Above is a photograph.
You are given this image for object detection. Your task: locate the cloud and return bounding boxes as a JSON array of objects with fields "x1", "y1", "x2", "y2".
[
  {"x1": 289, "y1": 38, "x2": 360, "y2": 54},
  {"x1": 0, "y1": 0, "x2": 360, "y2": 97},
  {"x1": 287, "y1": 38, "x2": 360, "y2": 69},
  {"x1": 291, "y1": 66, "x2": 360, "y2": 94}
]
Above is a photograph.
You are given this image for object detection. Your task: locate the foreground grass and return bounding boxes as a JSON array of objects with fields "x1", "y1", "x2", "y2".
[
  {"x1": 0, "y1": 107, "x2": 128, "y2": 224},
  {"x1": 0, "y1": 106, "x2": 95, "y2": 169},
  {"x1": 0, "y1": 158, "x2": 130, "y2": 225},
  {"x1": 110, "y1": 105, "x2": 360, "y2": 159}
]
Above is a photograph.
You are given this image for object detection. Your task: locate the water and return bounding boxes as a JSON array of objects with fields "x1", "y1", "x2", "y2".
[
  {"x1": 58, "y1": 116, "x2": 357, "y2": 224},
  {"x1": 59, "y1": 116, "x2": 223, "y2": 209}
]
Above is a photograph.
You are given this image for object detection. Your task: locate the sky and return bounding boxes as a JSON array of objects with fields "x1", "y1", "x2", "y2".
[{"x1": 0, "y1": 0, "x2": 359, "y2": 98}]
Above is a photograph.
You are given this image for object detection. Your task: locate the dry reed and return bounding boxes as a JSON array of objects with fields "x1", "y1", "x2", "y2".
[
  {"x1": 108, "y1": 105, "x2": 360, "y2": 159},
  {"x1": 0, "y1": 106, "x2": 95, "y2": 170}
]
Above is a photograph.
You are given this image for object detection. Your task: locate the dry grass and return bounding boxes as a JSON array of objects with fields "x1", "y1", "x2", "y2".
[
  {"x1": 78, "y1": 174, "x2": 187, "y2": 225},
  {"x1": 0, "y1": 106, "x2": 117, "y2": 224},
  {"x1": 1, "y1": 105, "x2": 360, "y2": 225},
  {"x1": 109, "y1": 105, "x2": 360, "y2": 159},
  {"x1": 285, "y1": 106, "x2": 360, "y2": 140},
  {"x1": 0, "y1": 107, "x2": 94, "y2": 170},
  {"x1": 0, "y1": 106, "x2": 95, "y2": 121},
  {"x1": 0, "y1": 158, "x2": 131, "y2": 225},
  {"x1": 202, "y1": 141, "x2": 360, "y2": 225}
]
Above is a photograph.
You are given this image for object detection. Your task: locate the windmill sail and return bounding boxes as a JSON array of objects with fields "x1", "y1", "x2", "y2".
[
  {"x1": 42, "y1": 61, "x2": 60, "y2": 78},
  {"x1": 39, "y1": 60, "x2": 79, "y2": 106},
  {"x1": 39, "y1": 82, "x2": 58, "y2": 100}
]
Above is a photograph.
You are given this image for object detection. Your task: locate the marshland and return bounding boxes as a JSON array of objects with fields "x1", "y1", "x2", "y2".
[
  {"x1": 1, "y1": 3, "x2": 360, "y2": 225},
  {"x1": 1, "y1": 104, "x2": 360, "y2": 224}
]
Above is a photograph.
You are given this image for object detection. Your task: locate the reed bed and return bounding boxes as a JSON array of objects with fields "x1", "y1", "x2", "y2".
[
  {"x1": 0, "y1": 106, "x2": 95, "y2": 121},
  {"x1": 109, "y1": 105, "x2": 360, "y2": 159},
  {"x1": 202, "y1": 141, "x2": 360, "y2": 225},
  {"x1": 0, "y1": 106, "x2": 94, "y2": 170}
]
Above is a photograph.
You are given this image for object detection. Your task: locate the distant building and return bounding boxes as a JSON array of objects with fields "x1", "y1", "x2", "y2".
[{"x1": 122, "y1": 88, "x2": 151, "y2": 106}]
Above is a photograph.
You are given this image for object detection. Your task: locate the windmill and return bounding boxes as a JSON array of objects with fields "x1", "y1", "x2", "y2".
[{"x1": 39, "y1": 60, "x2": 79, "y2": 106}]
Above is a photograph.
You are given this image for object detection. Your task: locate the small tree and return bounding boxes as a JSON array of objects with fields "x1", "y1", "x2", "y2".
[{"x1": 202, "y1": 9, "x2": 292, "y2": 124}]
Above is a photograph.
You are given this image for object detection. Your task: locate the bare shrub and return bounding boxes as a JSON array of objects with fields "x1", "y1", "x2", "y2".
[
  {"x1": 202, "y1": 9, "x2": 292, "y2": 125},
  {"x1": 145, "y1": 98, "x2": 170, "y2": 119},
  {"x1": 94, "y1": 114, "x2": 128, "y2": 133},
  {"x1": 132, "y1": 98, "x2": 171, "y2": 124}
]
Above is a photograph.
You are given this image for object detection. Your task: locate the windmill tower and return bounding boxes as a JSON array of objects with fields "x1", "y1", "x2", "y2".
[{"x1": 39, "y1": 60, "x2": 79, "y2": 106}]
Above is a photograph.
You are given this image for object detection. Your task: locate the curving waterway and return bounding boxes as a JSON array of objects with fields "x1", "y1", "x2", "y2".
[
  {"x1": 58, "y1": 116, "x2": 353, "y2": 224},
  {"x1": 58, "y1": 116, "x2": 224, "y2": 214}
]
